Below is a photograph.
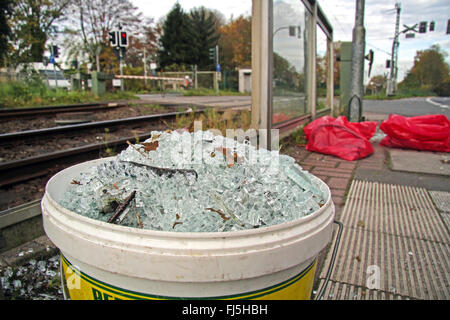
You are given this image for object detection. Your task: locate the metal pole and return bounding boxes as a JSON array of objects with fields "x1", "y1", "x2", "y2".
[
  {"x1": 143, "y1": 48, "x2": 147, "y2": 86},
  {"x1": 51, "y1": 45, "x2": 58, "y2": 89},
  {"x1": 387, "y1": 3, "x2": 401, "y2": 96},
  {"x1": 349, "y1": 0, "x2": 366, "y2": 122},
  {"x1": 215, "y1": 45, "x2": 219, "y2": 93},
  {"x1": 194, "y1": 64, "x2": 198, "y2": 90},
  {"x1": 118, "y1": 23, "x2": 124, "y2": 92},
  {"x1": 96, "y1": 45, "x2": 101, "y2": 72},
  {"x1": 119, "y1": 48, "x2": 124, "y2": 92}
]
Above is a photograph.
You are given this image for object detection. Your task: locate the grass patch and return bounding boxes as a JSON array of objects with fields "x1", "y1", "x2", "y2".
[
  {"x1": 0, "y1": 81, "x2": 138, "y2": 109},
  {"x1": 174, "y1": 107, "x2": 252, "y2": 135},
  {"x1": 281, "y1": 124, "x2": 308, "y2": 149}
]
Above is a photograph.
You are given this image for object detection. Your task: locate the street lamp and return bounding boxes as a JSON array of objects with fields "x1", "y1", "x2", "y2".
[{"x1": 273, "y1": 25, "x2": 301, "y2": 38}]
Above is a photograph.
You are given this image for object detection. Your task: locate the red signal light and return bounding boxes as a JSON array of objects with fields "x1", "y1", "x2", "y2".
[{"x1": 119, "y1": 31, "x2": 128, "y2": 47}]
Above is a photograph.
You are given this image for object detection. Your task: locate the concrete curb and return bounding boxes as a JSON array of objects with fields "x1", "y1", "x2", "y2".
[
  {"x1": 426, "y1": 97, "x2": 449, "y2": 109},
  {"x1": 0, "y1": 235, "x2": 57, "y2": 268}
]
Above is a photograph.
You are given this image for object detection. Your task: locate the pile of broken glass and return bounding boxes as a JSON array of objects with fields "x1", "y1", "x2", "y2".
[{"x1": 59, "y1": 130, "x2": 328, "y2": 232}]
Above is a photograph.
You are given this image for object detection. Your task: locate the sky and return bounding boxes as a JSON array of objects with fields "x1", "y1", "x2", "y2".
[{"x1": 131, "y1": 0, "x2": 450, "y2": 82}]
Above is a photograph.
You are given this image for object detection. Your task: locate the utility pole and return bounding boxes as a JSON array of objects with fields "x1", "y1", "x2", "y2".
[
  {"x1": 50, "y1": 44, "x2": 58, "y2": 89},
  {"x1": 194, "y1": 64, "x2": 198, "y2": 90},
  {"x1": 386, "y1": 3, "x2": 401, "y2": 96},
  {"x1": 143, "y1": 47, "x2": 147, "y2": 86},
  {"x1": 118, "y1": 24, "x2": 124, "y2": 92},
  {"x1": 349, "y1": 0, "x2": 366, "y2": 122},
  {"x1": 95, "y1": 45, "x2": 101, "y2": 72},
  {"x1": 215, "y1": 45, "x2": 220, "y2": 94}
]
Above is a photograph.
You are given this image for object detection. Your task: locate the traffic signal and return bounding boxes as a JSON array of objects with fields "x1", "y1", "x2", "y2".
[
  {"x1": 365, "y1": 49, "x2": 374, "y2": 77},
  {"x1": 386, "y1": 60, "x2": 391, "y2": 69},
  {"x1": 429, "y1": 21, "x2": 435, "y2": 32},
  {"x1": 119, "y1": 31, "x2": 128, "y2": 47},
  {"x1": 447, "y1": 19, "x2": 450, "y2": 34},
  {"x1": 209, "y1": 48, "x2": 215, "y2": 62},
  {"x1": 419, "y1": 21, "x2": 427, "y2": 33},
  {"x1": 52, "y1": 45, "x2": 59, "y2": 58},
  {"x1": 109, "y1": 31, "x2": 118, "y2": 47},
  {"x1": 289, "y1": 26, "x2": 296, "y2": 36}
]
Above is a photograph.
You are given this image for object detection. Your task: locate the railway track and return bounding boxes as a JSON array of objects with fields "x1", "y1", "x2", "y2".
[
  {"x1": 0, "y1": 132, "x2": 154, "y2": 188},
  {"x1": 0, "y1": 107, "x2": 328, "y2": 187},
  {"x1": 0, "y1": 108, "x2": 198, "y2": 187},
  {"x1": 0, "y1": 111, "x2": 186, "y2": 144},
  {"x1": 0, "y1": 102, "x2": 126, "y2": 119}
]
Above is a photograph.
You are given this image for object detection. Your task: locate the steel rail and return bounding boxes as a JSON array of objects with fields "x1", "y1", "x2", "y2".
[
  {"x1": 0, "y1": 102, "x2": 126, "y2": 119},
  {"x1": 0, "y1": 111, "x2": 188, "y2": 144},
  {"x1": 0, "y1": 133, "x2": 154, "y2": 188}
]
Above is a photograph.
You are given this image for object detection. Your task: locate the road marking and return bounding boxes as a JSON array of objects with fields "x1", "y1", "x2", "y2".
[{"x1": 426, "y1": 97, "x2": 449, "y2": 109}]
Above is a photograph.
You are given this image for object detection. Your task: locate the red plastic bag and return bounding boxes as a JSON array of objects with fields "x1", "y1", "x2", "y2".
[
  {"x1": 380, "y1": 114, "x2": 450, "y2": 152},
  {"x1": 304, "y1": 116, "x2": 378, "y2": 161}
]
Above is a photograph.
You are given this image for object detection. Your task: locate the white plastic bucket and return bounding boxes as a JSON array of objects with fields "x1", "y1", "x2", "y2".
[{"x1": 42, "y1": 158, "x2": 335, "y2": 300}]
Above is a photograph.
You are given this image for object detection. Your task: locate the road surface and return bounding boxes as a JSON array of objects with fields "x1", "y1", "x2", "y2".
[{"x1": 363, "y1": 97, "x2": 450, "y2": 118}]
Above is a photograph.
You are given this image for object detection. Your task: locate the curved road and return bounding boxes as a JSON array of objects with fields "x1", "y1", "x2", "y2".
[{"x1": 363, "y1": 97, "x2": 450, "y2": 118}]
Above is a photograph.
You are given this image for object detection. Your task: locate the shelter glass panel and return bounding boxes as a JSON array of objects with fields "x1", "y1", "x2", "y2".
[
  {"x1": 316, "y1": 24, "x2": 328, "y2": 110},
  {"x1": 272, "y1": 0, "x2": 310, "y2": 125}
]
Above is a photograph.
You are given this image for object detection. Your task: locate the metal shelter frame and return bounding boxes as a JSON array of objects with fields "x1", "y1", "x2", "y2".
[{"x1": 251, "y1": 0, "x2": 334, "y2": 149}]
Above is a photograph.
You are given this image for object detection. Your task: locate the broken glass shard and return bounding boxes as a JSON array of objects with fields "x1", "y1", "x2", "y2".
[{"x1": 59, "y1": 130, "x2": 329, "y2": 232}]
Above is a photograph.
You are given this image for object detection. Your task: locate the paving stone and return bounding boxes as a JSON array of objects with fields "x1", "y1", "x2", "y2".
[
  {"x1": 429, "y1": 190, "x2": 450, "y2": 213},
  {"x1": 389, "y1": 149, "x2": 450, "y2": 176},
  {"x1": 331, "y1": 196, "x2": 345, "y2": 206},
  {"x1": 328, "y1": 177, "x2": 351, "y2": 190},
  {"x1": 330, "y1": 189, "x2": 347, "y2": 197},
  {"x1": 311, "y1": 169, "x2": 353, "y2": 179},
  {"x1": 301, "y1": 160, "x2": 338, "y2": 168},
  {"x1": 336, "y1": 162, "x2": 357, "y2": 170}
]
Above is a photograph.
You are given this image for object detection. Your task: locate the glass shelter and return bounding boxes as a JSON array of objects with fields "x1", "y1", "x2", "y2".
[{"x1": 251, "y1": 0, "x2": 334, "y2": 148}]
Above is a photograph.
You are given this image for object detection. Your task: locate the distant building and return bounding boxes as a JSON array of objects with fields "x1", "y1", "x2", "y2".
[
  {"x1": 15, "y1": 62, "x2": 71, "y2": 90},
  {"x1": 239, "y1": 68, "x2": 252, "y2": 93}
]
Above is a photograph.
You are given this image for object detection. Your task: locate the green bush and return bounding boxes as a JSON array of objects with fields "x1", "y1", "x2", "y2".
[
  {"x1": 432, "y1": 79, "x2": 450, "y2": 97},
  {"x1": 364, "y1": 86, "x2": 435, "y2": 100}
]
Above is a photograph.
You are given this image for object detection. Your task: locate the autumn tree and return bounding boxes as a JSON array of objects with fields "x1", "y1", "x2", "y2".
[
  {"x1": 123, "y1": 17, "x2": 160, "y2": 70},
  {"x1": 273, "y1": 52, "x2": 302, "y2": 91},
  {"x1": 8, "y1": 0, "x2": 73, "y2": 65},
  {"x1": 401, "y1": 44, "x2": 450, "y2": 89},
  {"x1": 218, "y1": 15, "x2": 251, "y2": 70}
]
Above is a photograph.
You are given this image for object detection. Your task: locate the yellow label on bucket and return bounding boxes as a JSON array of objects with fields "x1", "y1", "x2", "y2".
[{"x1": 61, "y1": 254, "x2": 316, "y2": 300}]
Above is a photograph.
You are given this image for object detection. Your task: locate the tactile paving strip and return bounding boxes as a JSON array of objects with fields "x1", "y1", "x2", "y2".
[
  {"x1": 314, "y1": 279, "x2": 411, "y2": 300},
  {"x1": 319, "y1": 180, "x2": 450, "y2": 300}
]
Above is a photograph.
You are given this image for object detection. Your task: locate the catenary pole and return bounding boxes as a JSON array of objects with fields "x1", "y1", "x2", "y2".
[
  {"x1": 349, "y1": 0, "x2": 366, "y2": 122},
  {"x1": 386, "y1": 3, "x2": 401, "y2": 96}
]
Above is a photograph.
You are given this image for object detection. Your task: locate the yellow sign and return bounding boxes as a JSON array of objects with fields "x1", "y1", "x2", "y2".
[{"x1": 61, "y1": 254, "x2": 316, "y2": 300}]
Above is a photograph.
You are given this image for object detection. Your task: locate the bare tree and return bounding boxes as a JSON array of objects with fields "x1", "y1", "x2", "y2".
[{"x1": 63, "y1": 0, "x2": 142, "y2": 70}]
